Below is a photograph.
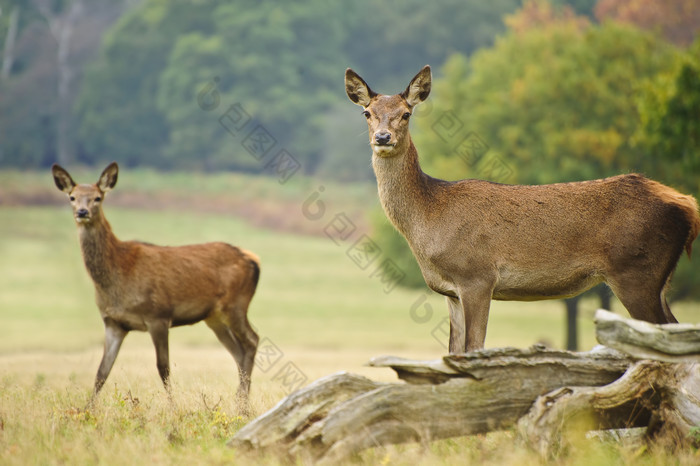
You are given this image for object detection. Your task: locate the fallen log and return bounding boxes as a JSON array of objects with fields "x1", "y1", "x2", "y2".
[
  {"x1": 231, "y1": 346, "x2": 632, "y2": 462},
  {"x1": 370, "y1": 345, "x2": 631, "y2": 385},
  {"x1": 520, "y1": 310, "x2": 700, "y2": 457},
  {"x1": 595, "y1": 309, "x2": 700, "y2": 362},
  {"x1": 229, "y1": 310, "x2": 700, "y2": 462},
  {"x1": 519, "y1": 360, "x2": 700, "y2": 457},
  {"x1": 231, "y1": 371, "x2": 384, "y2": 452}
]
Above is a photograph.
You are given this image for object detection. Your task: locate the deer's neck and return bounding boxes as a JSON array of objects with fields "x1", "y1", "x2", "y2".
[
  {"x1": 372, "y1": 138, "x2": 435, "y2": 239},
  {"x1": 78, "y1": 216, "x2": 120, "y2": 289}
]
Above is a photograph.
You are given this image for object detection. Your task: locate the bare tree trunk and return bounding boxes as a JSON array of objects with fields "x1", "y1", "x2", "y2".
[
  {"x1": 34, "y1": 0, "x2": 85, "y2": 165},
  {"x1": 596, "y1": 284, "x2": 612, "y2": 310},
  {"x1": 1, "y1": 5, "x2": 20, "y2": 80},
  {"x1": 564, "y1": 285, "x2": 613, "y2": 352},
  {"x1": 565, "y1": 296, "x2": 580, "y2": 351}
]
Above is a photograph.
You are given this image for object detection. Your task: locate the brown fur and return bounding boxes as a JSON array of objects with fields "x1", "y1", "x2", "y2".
[
  {"x1": 346, "y1": 65, "x2": 700, "y2": 353},
  {"x1": 644, "y1": 179, "x2": 700, "y2": 257},
  {"x1": 52, "y1": 162, "x2": 260, "y2": 403}
]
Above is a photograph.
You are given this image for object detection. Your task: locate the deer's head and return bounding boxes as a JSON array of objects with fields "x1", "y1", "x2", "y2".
[
  {"x1": 345, "y1": 65, "x2": 431, "y2": 158},
  {"x1": 52, "y1": 162, "x2": 118, "y2": 226}
]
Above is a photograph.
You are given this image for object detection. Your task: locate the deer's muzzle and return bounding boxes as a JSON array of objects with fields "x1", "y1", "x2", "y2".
[{"x1": 374, "y1": 131, "x2": 392, "y2": 146}]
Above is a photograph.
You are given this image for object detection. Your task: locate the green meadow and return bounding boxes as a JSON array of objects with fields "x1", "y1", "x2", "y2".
[{"x1": 1, "y1": 170, "x2": 698, "y2": 464}]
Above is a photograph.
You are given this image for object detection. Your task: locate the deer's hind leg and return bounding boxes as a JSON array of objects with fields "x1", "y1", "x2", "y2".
[
  {"x1": 206, "y1": 302, "x2": 259, "y2": 400},
  {"x1": 146, "y1": 320, "x2": 172, "y2": 391},
  {"x1": 606, "y1": 237, "x2": 684, "y2": 324},
  {"x1": 661, "y1": 278, "x2": 678, "y2": 324},
  {"x1": 606, "y1": 271, "x2": 675, "y2": 324},
  {"x1": 93, "y1": 318, "x2": 128, "y2": 397}
]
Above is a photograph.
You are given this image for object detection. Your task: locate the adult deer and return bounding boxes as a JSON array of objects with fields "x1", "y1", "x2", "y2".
[
  {"x1": 52, "y1": 162, "x2": 260, "y2": 402},
  {"x1": 345, "y1": 65, "x2": 700, "y2": 353}
]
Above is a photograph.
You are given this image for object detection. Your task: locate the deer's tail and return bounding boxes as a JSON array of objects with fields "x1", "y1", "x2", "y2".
[
  {"x1": 685, "y1": 201, "x2": 700, "y2": 258},
  {"x1": 648, "y1": 180, "x2": 700, "y2": 257}
]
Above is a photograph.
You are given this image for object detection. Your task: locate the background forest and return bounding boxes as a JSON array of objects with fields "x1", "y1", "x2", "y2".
[{"x1": 1, "y1": 0, "x2": 699, "y2": 296}]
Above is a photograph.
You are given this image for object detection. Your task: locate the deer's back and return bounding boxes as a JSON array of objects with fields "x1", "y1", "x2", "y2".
[
  {"x1": 431, "y1": 174, "x2": 690, "y2": 248},
  {"x1": 95, "y1": 240, "x2": 259, "y2": 328},
  {"x1": 409, "y1": 174, "x2": 696, "y2": 298}
]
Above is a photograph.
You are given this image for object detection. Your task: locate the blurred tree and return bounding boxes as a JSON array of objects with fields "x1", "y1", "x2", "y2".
[
  {"x1": 344, "y1": 0, "x2": 521, "y2": 91},
  {"x1": 315, "y1": 102, "x2": 374, "y2": 182},
  {"x1": 634, "y1": 38, "x2": 700, "y2": 193},
  {"x1": 416, "y1": 15, "x2": 681, "y2": 185},
  {"x1": 75, "y1": 0, "x2": 212, "y2": 168},
  {"x1": 73, "y1": 0, "x2": 525, "y2": 175},
  {"x1": 75, "y1": 0, "x2": 349, "y2": 171},
  {"x1": 0, "y1": 0, "x2": 21, "y2": 80},
  {"x1": 33, "y1": 0, "x2": 86, "y2": 165},
  {"x1": 155, "y1": 32, "x2": 235, "y2": 171},
  {"x1": 505, "y1": 0, "x2": 590, "y2": 34},
  {"x1": 210, "y1": 1, "x2": 347, "y2": 173},
  {"x1": 552, "y1": 0, "x2": 598, "y2": 18},
  {"x1": 0, "y1": 0, "x2": 123, "y2": 168},
  {"x1": 595, "y1": 0, "x2": 700, "y2": 47}
]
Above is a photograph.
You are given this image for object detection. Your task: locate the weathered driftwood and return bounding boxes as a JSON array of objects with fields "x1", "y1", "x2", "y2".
[
  {"x1": 231, "y1": 371, "x2": 384, "y2": 451},
  {"x1": 520, "y1": 359, "x2": 700, "y2": 457},
  {"x1": 231, "y1": 346, "x2": 632, "y2": 462},
  {"x1": 230, "y1": 310, "x2": 700, "y2": 462},
  {"x1": 369, "y1": 345, "x2": 632, "y2": 385},
  {"x1": 595, "y1": 309, "x2": 700, "y2": 362},
  {"x1": 520, "y1": 309, "x2": 700, "y2": 456}
]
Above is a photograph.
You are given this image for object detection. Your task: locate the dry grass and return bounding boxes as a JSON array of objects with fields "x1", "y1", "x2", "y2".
[
  {"x1": 1, "y1": 169, "x2": 699, "y2": 464},
  {"x1": 2, "y1": 348, "x2": 698, "y2": 466}
]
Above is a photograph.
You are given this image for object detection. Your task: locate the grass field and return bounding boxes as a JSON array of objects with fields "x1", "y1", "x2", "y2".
[{"x1": 1, "y1": 169, "x2": 698, "y2": 464}]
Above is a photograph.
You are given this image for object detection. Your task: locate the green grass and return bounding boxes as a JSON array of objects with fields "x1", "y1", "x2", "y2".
[
  {"x1": 1, "y1": 169, "x2": 699, "y2": 464},
  {"x1": 0, "y1": 205, "x2": 620, "y2": 356}
]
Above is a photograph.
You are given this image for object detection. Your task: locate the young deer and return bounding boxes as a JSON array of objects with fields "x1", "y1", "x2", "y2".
[
  {"x1": 52, "y1": 162, "x2": 260, "y2": 401},
  {"x1": 346, "y1": 65, "x2": 700, "y2": 353}
]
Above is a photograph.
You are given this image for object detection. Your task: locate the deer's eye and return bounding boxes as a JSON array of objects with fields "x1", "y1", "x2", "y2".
[
  {"x1": 69, "y1": 196, "x2": 75, "y2": 201},
  {"x1": 402, "y1": 112, "x2": 411, "y2": 120},
  {"x1": 363, "y1": 110, "x2": 371, "y2": 118},
  {"x1": 95, "y1": 196, "x2": 102, "y2": 202}
]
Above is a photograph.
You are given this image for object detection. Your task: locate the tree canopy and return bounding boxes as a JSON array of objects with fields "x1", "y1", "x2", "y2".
[
  {"x1": 66, "y1": 0, "x2": 521, "y2": 173},
  {"x1": 414, "y1": 13, "x2": 684, "y2": 185}
]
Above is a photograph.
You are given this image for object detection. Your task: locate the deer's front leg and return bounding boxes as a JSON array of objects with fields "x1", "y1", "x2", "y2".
[
  {"x1": 94, "y1": 318, "x2": 127, "y2": 396},
  {"x1": 460, "y1": 281, "x2": 494, "y2": 352},
  {"x1": 447, "y1": 280, "x2": 494, "y2": 353},
  {"x1": 446, "y1": 296, "x2": 466, "y2": 354},
  {"x1": 147, "y1": 320, "x2": 171, "y2": 391}
]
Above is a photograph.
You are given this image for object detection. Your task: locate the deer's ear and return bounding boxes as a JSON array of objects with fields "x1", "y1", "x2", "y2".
[
  {"x1": 402, "y1": 65, "x2": 431, "y2": 107},
  {"x1": 345, "y1": 68, "x2": 376, "y2": 107},
  {"x1": 52, "y1": 164, "x2": 76, "y2": 194},
  {"x1": 97, "y1": 162, "x2": 119, "y2": 193}
]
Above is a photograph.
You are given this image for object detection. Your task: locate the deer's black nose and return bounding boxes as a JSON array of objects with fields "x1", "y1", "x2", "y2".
[
  {"x1": 375, "y1": 131, "x2": 392, "y2": 145},
  {"x1": 76, "y1": 208, "x2": 89, "y2": 218}
]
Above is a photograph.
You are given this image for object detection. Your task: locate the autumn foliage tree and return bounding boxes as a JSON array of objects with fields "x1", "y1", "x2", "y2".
[
  {"x1": 595, "y1": 0, "x2": 700, "y2": 46},
  {"x1": 506, "y1": 0, "x2": 590, "y2": 34},
  {"x1": 414, "y1": 5, "x2": 682, "y2": 185},
  {"x1": 634, "y1": 38, "x2": 700, "y2": 194}
]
